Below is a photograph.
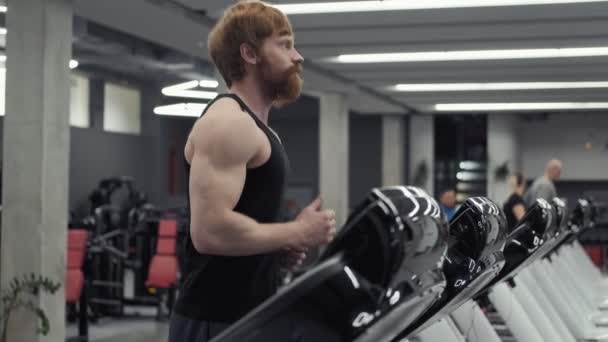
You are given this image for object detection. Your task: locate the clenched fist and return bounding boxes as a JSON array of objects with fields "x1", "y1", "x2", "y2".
[{"x1": 295, "y1": 197, "x2": 337, "y2": 248}]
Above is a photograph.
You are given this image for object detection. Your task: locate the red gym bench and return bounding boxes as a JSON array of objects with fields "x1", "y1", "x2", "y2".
[
  {"x1": 66, "y1": 229, "x2": 89, "y2": 341},
  {"x1": 146, "y1": 219, "x2": 179, "y2": 318}
]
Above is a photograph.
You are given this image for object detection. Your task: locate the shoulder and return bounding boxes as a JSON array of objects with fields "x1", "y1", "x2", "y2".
[
  {"x1": 540, "y1": 177, "x2": 553, "y2": 185},
  {"x1": 190, "y1": 97, "x2": 259, "y2": 145},
  {"x1": 189, "y1": 97, "x2": 262, "y2": 162},
  {"x1": 199, "y1": 97, "x2": 256, "y2": 131},
  {"x1": 528, "y1": 178, "x2": 543, "y2": 190}
]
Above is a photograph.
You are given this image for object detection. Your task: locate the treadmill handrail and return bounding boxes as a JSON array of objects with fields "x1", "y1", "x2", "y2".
[{"x1": 210, "y1": 255, "x2": 345, "y2": 342}]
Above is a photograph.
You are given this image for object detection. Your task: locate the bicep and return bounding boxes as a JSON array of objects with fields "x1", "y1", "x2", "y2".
[
  {"x1": 188, "y1": 149, "x2": 247, "y2": 253},
  {"x1": 189, "y1": 150, "x2": 246, "y2": 228},
  {"x1": 187, "y1": 109, "x2": 259, "y2": 242}
]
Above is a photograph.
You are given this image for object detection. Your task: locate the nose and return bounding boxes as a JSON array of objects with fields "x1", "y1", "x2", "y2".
[{"x1": 292, "y1": 48, "x2": 304, "y2": 64}]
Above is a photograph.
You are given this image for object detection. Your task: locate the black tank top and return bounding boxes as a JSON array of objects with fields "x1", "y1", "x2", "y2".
[{"x1": 174, "y1": 93, "x2": 290, "y2": 323}]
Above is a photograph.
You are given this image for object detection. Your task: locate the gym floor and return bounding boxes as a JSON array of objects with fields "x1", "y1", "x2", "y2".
[{"x1": 67, "y1": 319, "x2": 168, "y2": 342}]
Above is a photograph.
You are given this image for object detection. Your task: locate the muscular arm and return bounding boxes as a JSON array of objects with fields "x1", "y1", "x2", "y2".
[{"x1": 187, "y1": 99, "x2": 305, "y2": 256}]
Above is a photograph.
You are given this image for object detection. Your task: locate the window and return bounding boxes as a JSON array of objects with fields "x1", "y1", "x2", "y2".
[
  {"x1": 1, "y1": 70, "x2": 91, "y2": 126},
  {"x1": 103, "y1": 82, "x2": 141, "y2": 134},
  {"x1": 70, "y1": 73, "x2": 90, "y2": 128},
  {"x1": 0, "y1": 68, "x2": 5, "y2": 116}
]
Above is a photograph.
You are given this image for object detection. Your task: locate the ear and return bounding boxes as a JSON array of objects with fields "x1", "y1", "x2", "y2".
[{"x1": 240, "y1": 42, "x2": 259, "y2": 65}]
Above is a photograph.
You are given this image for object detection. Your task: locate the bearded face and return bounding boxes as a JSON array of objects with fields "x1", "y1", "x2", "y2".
[{"x1": 257, "y1": 46, "x2": 303, "y2": 107}]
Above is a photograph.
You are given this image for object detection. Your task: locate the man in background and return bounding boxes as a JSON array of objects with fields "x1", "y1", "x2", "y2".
[{"x1": 524, "y1": 159, "x2": 562, "y2": 206}]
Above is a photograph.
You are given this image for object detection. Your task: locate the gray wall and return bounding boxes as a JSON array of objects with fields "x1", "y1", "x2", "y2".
[
  {"x1": 409, "y1": 115, "x2": 434, "y2": 195},
  {"x1": 271, "y1": 95, "x2": 321, "y2": 201},
  {"x1": 349, "y1": 114, "x2": 383, "y2": 209},
  {"x1": 487, "y1": 114, "x2": 521, "y2": 205},
  {"x1": 67, "y1": 76, "x2": 202, "y2": 216},
  {"x1": 521, "y1": 112, "x2": 608, "y2": 181},
  {"x1": 0, "y1": 80, "x2": 160, "y2": 213},
  {"x1": 271, "y1": 98, "x2": 383, "y2": 212}
]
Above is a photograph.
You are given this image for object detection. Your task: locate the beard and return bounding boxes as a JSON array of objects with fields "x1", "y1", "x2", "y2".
[{"x1": 259, "y1": 57, "x2": 303, "y2": 108}]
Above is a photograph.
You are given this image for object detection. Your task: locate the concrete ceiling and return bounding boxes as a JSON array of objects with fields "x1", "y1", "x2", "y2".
[{"x1": 73, "y1": 0, "x2": 608, "y2": 114}]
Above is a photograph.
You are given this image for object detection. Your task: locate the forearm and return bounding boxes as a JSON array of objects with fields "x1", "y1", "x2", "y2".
[{"x1": 191, "y1": 210, "x2": 304, "y2": 256}]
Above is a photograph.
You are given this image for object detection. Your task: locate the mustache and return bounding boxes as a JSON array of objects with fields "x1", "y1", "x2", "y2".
[{"x1": 287, "y1": 63, "x2": 303, "y2": 76}]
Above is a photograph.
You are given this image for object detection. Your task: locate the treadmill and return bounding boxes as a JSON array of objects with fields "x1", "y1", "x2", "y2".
[
  {"x1": 397, "y1": 196, "x2": 509, "y2": 339},
  {"x1": 211, "y1": 186, "x2": 449, "y2": 342}
]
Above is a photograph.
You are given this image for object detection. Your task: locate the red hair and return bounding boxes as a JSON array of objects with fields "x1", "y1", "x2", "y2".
[{"x1": 208, "y1": 1, "x2": 294, "y2": 87}]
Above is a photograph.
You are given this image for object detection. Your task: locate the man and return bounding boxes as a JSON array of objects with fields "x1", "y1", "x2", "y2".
[
  {"x1": 439, "y1": 189, "x2": 458, "y2": 221},
  {"x1": 168, "y1": 2, "x2": 337, "y2": 341},
  {"x1": 524, "y1": 159, "x2": 562, "y2": 206}
]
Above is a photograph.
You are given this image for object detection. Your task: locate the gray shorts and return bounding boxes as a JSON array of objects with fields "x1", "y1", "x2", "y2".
[{"x1": 168, "y1": 313, "x2": 230, "y2": 342}]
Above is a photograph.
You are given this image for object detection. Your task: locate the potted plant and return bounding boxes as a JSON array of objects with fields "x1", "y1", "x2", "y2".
[{"x1": 0, "y1": 274, "x2": 61, "y2": 342}]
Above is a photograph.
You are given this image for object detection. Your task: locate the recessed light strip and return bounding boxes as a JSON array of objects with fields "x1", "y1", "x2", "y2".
[
  {"x1": 434, "y1": 102, "x2": 608, "y2": 111},
  {"x1": 161, "y1": 80, "x2": 218, "y2": 99},
  {"x1": 274, "y1": 0, "x2": 608, "y2": 15},
  {"x1": 394, "y1": 81, "x2": 608, "y2": 91},
  {"x1": 331, "y1": 47, "x2": 608, "y2": 63},
  {"x1": 153, "y1": 103, "x2": 208, "y2": 117}
]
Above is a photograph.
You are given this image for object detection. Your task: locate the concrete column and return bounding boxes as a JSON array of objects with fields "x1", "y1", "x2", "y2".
[
  {"x1": 319, "y1": 92, "x2": 349, "y2": 227},
  {"x1": 487, "y1": 114, "x2": 520, "y2": 204},
  {"x1": 382, "y1": 115, "x2": 405, "y2": 187},
  {"x1": 2, "y1": 1, "x2": 72, "y2": 341},
  {"x1": 409, "y1": 115, "x2": 434, "y2": 195}
]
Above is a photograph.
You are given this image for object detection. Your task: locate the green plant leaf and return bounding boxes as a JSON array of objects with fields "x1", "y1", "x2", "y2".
[{"x1": 0, "y1": 274, "x2": 60, "y2": 340}]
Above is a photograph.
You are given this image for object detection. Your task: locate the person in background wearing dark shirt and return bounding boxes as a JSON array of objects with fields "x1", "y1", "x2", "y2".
[{"x1": 503, "y1": 172, "x2": 527, "y2": 231}]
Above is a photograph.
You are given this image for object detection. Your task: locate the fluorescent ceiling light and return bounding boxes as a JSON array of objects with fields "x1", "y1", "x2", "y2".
[
  {"x1": 0, "y1": 28, "x2": 6, "y2": 35},
  {"x1": 0, "y1": 6, "x2": 6, "y2": 13},
  {"x1": 199, "y1": 79, "x2": 219, "y2": 88},
  {"x1": 434, "y1": 102, "x2": 608, "y2": 111},
  {"x1": 162, "y1": 80, "x2": 218, "y2": 99},
  {"x1": 274, "y1": 0, "x2": 608, "y2": 15},
  {"x1": 153, "y1": 103, "x2": 207, "y2": 117},
  {"x1": 332, "y1": 47, "x2": 608, "y2": 63},
  {"x1": 0, "y1": 55, "x2": 5, "y2": 62},
  {"x1": 456, "y1": 171, "x2": 485, "y2": 181},
  {"x1": 394, "y1": 81, "x2": 608, "y2": 91},
  {"x1": 459, "y1": 161, "x2": 482, "y2": 170}
]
